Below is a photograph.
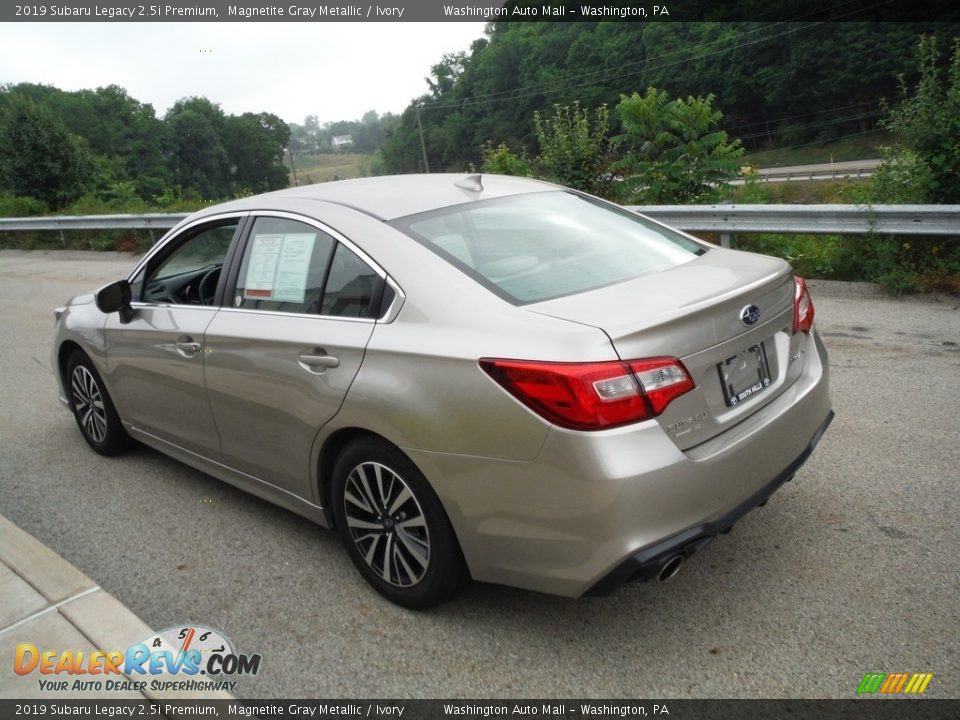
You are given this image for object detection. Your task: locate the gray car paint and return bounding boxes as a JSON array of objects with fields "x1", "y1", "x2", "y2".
[{"x1": 52, "y1": 174, "x2": 832, "y2": 597}]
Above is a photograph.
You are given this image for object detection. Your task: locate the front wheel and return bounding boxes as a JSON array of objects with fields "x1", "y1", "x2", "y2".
[
  {"x1": 66, "y1": 350, "x2": 132, "y2": 456},
  {"x1": 331, "y1": 438, "x2": 468, "y2": 609}
]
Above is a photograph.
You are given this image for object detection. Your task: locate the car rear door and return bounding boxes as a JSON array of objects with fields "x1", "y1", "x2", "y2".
[{"x1": 202, "y1": 213, "x2": 388, "y2": 500}]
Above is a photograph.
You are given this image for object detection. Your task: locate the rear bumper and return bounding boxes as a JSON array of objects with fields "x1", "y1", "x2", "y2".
[
  {"x1": 584, "y1": 408, "x2": 834, "y2": 595},
  {"x1": 407, "y1": 328, "x2": 832, "y2": 598}
]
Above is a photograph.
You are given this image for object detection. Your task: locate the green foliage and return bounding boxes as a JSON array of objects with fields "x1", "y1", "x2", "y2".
[
  {"x1": 480, "y1": 142, "x2": 534, "y2": 177},
  {"x1": 869, "y1": 146, "x2": 936, "y2": 203},
  {"x1": 377, "y1": 22, "x2": 960, "y2": 174},
  {"x1": 0, "y1": 83, "x2": 289, "y2": 213},
  {"x1": 731, "y1": 168, "x2": 774, "y2": 204},
  {"x1": 150, "y1": 185, "x2": 211, "y2": 211},
  {"x1": 164, "y1": 97, "x2": 232, "y2": 199},
  {"x1": 734, "y1": 232, "x2": 959, "y2": 295},
  {"x1": 735, "y1": 234, "x2": 850, "y2": 280},
  {"x1": 289, "y1": 110, "x2": 397, "y2": 155},
  {"x1": 224, "y1": 112, "x2": 290, "y2": 193},
  {"x1": 0, "y1": 96, "x2": 95, "y2": 209},
  {"x1": 880, "y1": 35, "x2": 960, "y2": 202},
  {"x1": 533, "y1": 102, "x2": 611, "y2": 195},
  {"x1": 0, "y1": 194, "x2": 47, "y2": 216},
  {"x1": 861, "y1": 236, "x2": 960, "y2": 295},
  {"x1": 613, "y1": 88, "x2": 744, "y2": 203}
]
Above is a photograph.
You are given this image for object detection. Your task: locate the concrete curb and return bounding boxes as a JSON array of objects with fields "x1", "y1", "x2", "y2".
[{"x1": 0, "y1": 514, "x2": 233, "y2": 700}]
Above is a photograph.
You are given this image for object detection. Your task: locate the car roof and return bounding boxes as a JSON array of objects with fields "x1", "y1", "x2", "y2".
[{"x1": 198, "y1": 174, "x2": 560, "y2": 221}]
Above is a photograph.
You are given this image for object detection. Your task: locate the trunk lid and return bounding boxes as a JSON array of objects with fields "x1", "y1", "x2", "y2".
[{"x1": 525, "y1": 248, "x2": 804, "y2": 449}]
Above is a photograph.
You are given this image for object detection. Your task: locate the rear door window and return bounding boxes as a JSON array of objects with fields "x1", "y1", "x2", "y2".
[
  {"x1": 233, "y1": 217, "x2": 336, "y2": 314},
  {"x1": 231, "y1": 215, "x2": 387, "y2": 318}
]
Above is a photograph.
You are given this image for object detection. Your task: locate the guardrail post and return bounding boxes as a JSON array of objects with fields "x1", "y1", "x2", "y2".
[{"x1": 720, "y1": 232, "x2": 732, "y2": 248}]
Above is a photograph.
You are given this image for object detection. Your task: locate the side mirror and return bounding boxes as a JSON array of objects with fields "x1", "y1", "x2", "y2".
[{"x1": 95, "y1": 280, "x2": 134, "y2": 323}]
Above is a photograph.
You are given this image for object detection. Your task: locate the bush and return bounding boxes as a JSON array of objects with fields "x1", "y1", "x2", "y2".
[
  {"x1": 735, "y1": 234, "x2": 852, "y2": 280},
  {"x1": 735, "y1": 232, "x2": 959, "y2": 295},
  {"x1": 480, "y1": 142, "x2": 534, "y2": 177},
  {"x1": 869, "y1": 147, "x2": 936, "y2": 203},
  {"x1": 880, "y1": 35, "x2": 960, "y2": 203},
  {"x1": 0, "y1": 194, "x2": 48, "y2": 216},
  {"x1": 614, "y1": 88, "x2": 743, "y2": 204},
  {"x1": 533, "y1": 102, "x2": 612, "y2": 196}
]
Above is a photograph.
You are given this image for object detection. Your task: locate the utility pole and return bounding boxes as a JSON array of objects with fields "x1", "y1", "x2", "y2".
[
  {"x1": 287, "y1": 147, "x2": 299, "y2": 186},
  {"x1": 416, "y1": 105, "x2": 430, "y2": 173}
]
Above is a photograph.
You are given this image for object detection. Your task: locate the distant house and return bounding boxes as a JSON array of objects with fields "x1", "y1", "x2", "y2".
[{"x1": 331, "y1": 135, "x2": 353, "y2": 150}]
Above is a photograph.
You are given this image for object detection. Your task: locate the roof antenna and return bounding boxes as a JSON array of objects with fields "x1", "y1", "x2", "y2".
[{"x1": 454, "y1": 174, "x2": 483, "y2": 192}]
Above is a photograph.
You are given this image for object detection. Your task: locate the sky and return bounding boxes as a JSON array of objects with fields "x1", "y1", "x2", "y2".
[{"x1": 2, "y1": 23, "x2": 488, "y2": 125}]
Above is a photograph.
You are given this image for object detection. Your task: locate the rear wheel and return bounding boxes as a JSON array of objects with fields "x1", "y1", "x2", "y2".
[
  {"x1": 66, "y1": 350, "x2": 132, "y2": 456},
  {"x1": 331, "y1": 438, "x2": 468, "y2": 609}
]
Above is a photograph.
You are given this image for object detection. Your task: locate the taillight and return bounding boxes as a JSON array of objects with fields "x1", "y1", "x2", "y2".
[
  {"x1": 479, "y1": 357, "x2": 694, "y2": 431},
  {"x1": 793, "y1": 276, "x2": 815, "y2": 334}
]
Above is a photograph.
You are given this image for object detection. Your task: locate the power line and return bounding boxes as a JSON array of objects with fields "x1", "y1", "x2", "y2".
[
  {"x1": 419, "y1": 0, "x2": 900, "y2": 114},
  {"x1": 735, "y1": 110, "x2": 884, "y2": 143},
  {"x1": 722, "y1": 101, "x2": 881, "y2": 134},
  {"x1": 743, "y1": 127, "x2": 887, "y2": 159},
  {"x1": 423, "y1": 21, "x2": 824, "y2": 113},
  {"x1": 424, "y1": 22, "x2": 789, "y2": 109}
]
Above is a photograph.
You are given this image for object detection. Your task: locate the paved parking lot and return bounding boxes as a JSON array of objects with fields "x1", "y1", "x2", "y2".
[{"x1": 1, "y1": 249, "x2": 958, "y2": 698}]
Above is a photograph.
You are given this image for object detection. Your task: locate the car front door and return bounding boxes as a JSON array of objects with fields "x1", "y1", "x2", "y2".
[
  {"x1": 202, "y1": 213, "x2": 386, "y2": 499},
  {"x1": 104, "y1": 215, "x2": 243, "y2": 456}
]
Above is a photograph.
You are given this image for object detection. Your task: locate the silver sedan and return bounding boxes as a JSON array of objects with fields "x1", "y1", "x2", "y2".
[{"x1": 52, "y1": 174, "x2": 832, "y2": 608}]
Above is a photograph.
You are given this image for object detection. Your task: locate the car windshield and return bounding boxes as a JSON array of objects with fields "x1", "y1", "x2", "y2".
[{"x1": 392, "y1": 191, "x2": 705, "y2": 304}]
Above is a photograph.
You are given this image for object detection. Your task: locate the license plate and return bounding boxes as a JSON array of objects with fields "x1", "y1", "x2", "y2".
[{"x1": 718, "y1": 344, "x2": 771, "y2": 407}]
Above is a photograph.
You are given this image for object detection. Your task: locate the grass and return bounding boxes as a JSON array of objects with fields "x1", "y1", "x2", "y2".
[
  {"x1": 741, "y1": 132, "x2": 893, "y2": 169},
  {"x1": 286, "y1": 153, "x2": 372, "y2": 185}
]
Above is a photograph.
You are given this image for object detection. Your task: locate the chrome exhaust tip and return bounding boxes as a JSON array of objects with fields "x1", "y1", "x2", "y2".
[{"x1": 658, "y1": 554, "x2": 685, "y2": 582}]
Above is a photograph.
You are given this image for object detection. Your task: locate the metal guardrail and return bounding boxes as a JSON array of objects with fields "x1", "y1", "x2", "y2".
[
  {"x1": 0, "y1": 213, "x2": 188, "y2": 232},
  {"x1": 750, "y1": 159, "x2": 883, "y2": 184},
  {"x1": 0, "y1": 205, "x2": 957, "y2": 250},
  {"x1": 630, "y1": 204, "x2": 960, "y2": 247}
]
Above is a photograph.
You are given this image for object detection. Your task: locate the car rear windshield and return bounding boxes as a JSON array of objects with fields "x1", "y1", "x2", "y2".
[{"x1": 392, "y1": 191, "x2": 705, "y2": 304}]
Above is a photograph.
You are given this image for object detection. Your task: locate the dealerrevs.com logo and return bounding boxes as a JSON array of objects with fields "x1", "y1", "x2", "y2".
[{"x1": 14, "y1": 625, "x2": 261, "y2": 694}]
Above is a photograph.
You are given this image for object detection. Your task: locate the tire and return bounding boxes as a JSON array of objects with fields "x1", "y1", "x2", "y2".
[
  {"x1": 65, "y1": 350, "x2": 132, "y2": 456},
  {"x1": 331, "y1": 437, "x2": 469, "y2": 609}
]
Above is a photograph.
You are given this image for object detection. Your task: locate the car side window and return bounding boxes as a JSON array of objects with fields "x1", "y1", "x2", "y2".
[
  {"x1": 140, "y1": 221, "x2": 238, "y2": 305},
  {"x1": 232, "y1": 216, "x2": 386, "y2": 318},
  {"x1": 233, "y1": 217, "x2": 336, "y2": 314},
  {"x1": 321, "y1": 243, "x2": 382, "y2": 318}
]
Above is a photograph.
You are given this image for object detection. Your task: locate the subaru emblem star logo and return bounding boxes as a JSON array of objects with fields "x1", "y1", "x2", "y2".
[{"x1": 740, "y1": 304, "x2": 761, "y2": 326}]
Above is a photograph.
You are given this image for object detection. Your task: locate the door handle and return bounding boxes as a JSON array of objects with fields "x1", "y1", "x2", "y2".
[
  {"x1": 175, "y1": 337, "x2": 202, "y2": 357},
  {"x1": 298, "y1": 350, "x2": 340, "y2": 372}
]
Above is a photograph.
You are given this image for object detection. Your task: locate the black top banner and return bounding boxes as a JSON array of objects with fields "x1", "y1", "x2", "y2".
[{"x1": 4, "y1": 0, "x2": 960, "y2": 22}]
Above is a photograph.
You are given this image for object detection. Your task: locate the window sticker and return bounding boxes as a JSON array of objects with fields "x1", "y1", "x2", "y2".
[
  {"x1": 243, "y1": 232, "x2": 317, "y2": 302},
  {"x1": 244, "y1": 234, "x2": 282, "y2": 299},
  {"x1": 273, "y1": 233, "x2": 317, "y2": 303}
]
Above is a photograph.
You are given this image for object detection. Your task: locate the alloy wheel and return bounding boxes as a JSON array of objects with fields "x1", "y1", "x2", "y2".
[
  {"x1": 71, "y1": 365, "x2": 108, "y2": 444},
  {"x1": 342, "y1": 461, "x2": 431, "y2": 587}
]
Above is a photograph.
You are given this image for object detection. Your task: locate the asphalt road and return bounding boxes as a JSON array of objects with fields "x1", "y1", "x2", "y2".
[{"x1": 1, "y1": 249, "x2": 958, "y2": 699}]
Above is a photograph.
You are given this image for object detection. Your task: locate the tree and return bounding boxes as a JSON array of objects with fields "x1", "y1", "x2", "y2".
[
  {"x1": 878, "y1": 35, "x2": 960, "y2": 203},
  {"x1": 224, "y1": 112, "x2": 290, "y2": 193},
  {"x1": 427, "y1": 53, "x2": 467, "y2": 99},
  {"x1": 533, "y1": 102, "x2": 612, "y2": 195},
  {"x1": 0, "y1": 96, "x2": 94, "y2": 209},
  {"x1": 164, "y1": 97, "x2": 232, "y2": 199},
  {"x1": 613, "y1": 88, "x2": 743, "y2": 203}
]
